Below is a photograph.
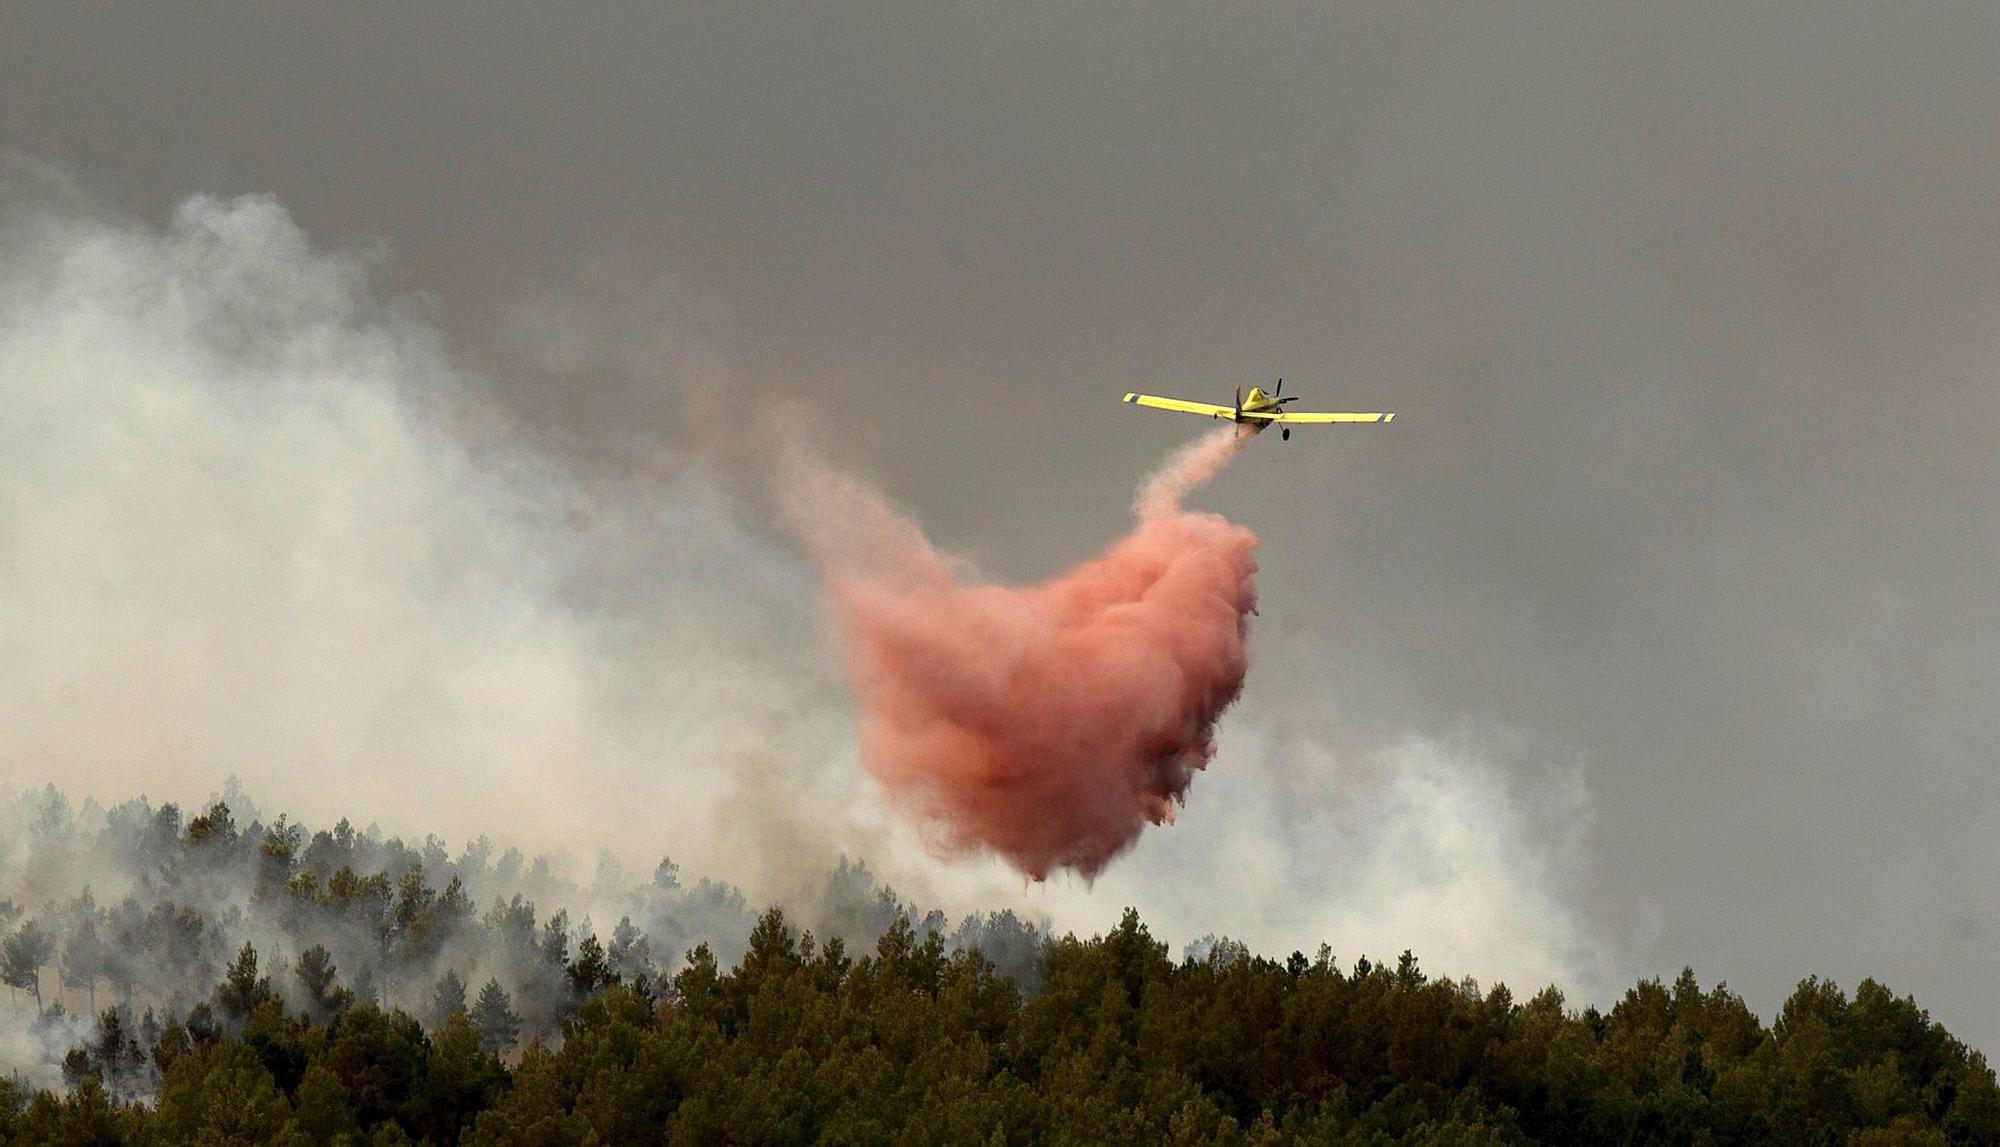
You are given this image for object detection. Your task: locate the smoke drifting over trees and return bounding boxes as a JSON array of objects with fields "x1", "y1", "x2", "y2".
[
  {"x1": 0, "y1": 779, "x2": 1046, "y2": 1093},
  {"x1": 2, "y1": 786, "x2": 1995, "y2": 1143}
]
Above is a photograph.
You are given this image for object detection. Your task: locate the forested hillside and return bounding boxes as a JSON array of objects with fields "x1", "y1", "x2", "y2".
[
  {"x1": 3, "y1": 783, "x2": 1996, "y2": 1144},
  {"x1": 0, "y1": 781, "x2": 1043, "y2": 1089}
]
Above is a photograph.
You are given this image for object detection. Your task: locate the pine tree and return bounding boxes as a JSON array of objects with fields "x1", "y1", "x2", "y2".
[
  {"x1": 672, "y1": 943, "x2": 724, "y2": 1027},
  {"x1": 436, "y1": 876, "x2": 475, "y2": 935},
  {"x1": 2, "y1": 920, "x2": 54, "y2": 1013},
  {"x1": 608, "y1": 915, "x2": 652, "y2": 981},
  {"x1": 469, "y1": 978, "x2": 520, "y2": 1055},
  {"x1": 214, "y1": 943, "x2": 273, "y2": 1022},
  {"x1": 432, "y1": 969, "x2": 468, "y2": 1026},
  {"x1": 539, "y1": 909, "x2": 571, "y2": 968},
  {"x1": 255, "y1": 815, "x2": 301, "y2": 898},
  {"x1": 294, "y1": 944, "x2": 352, "y2": 1020},
  {"x1": 394, "y1": 864, "x2": 435, "y2": 935},
  {"x1": 90, "y1": 1007, "x2": 145, "y2": 1097},
  {"x1": 185, "y1": 801, "x2": 237, "y2": 847},
  {"x1": 568, "y1": 934, "x2": 616, "y2": 998}
]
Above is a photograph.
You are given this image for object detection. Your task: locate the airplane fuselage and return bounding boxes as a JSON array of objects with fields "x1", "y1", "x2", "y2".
[{"x1": 1230, "y1": 386, "x2": 1282, "y2": 434}]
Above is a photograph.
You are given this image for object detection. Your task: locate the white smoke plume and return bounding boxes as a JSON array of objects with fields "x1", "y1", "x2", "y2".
[{"x1": 0, "y1": 157, "x2": 830, "y2": 882}]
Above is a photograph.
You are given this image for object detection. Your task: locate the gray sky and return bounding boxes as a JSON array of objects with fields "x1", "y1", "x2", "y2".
[{"x1": 5, "y1": 4, "x2": 2000, "y2": 1045}]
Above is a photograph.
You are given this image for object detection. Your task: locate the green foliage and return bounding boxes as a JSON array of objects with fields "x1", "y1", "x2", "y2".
[
  {"x1": 215, "y1": 942, "x2": 276, "y2": 1023},
  {"x1": 9, "y1": 908, "x2": 2000, "y2": 1143},
  {"x1": 150, "y1": 1040, "x2": 295, "y2": 1144},
  {"x1": 295, "y1": 942, "x2": 355, "y2": 1022},
  {"x1": 434, "y1": 968, "x2": 470, "y2": 1026},
  {"x1": 471, "y1": 978, "x2": 523, "y2": 1057},
  {"x1": 185, "y1": 800, "x2": 239, "y2": 849}
]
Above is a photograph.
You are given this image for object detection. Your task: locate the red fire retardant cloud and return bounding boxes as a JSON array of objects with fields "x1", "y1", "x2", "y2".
[{"x1": 785, "y1": 429, "x2": 1259, "y2": 880}]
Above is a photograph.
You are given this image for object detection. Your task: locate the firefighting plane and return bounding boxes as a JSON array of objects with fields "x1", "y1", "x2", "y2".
[{"x1": 1121, "y1": 380, "x2": 1394, "y2": 441}]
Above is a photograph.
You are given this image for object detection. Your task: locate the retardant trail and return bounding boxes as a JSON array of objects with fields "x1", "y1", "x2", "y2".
[{"x1": 784, "y1": 428, "x2": 1258, "y2": 880}]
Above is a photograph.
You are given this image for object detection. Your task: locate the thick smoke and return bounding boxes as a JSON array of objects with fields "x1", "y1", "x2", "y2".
[
  {"x1": 785, "y1": 429, "x2": 1259, "y2": 879},
  {"x1": 0, "y1": 777, "x2": 1047, "y2": 1089},
  {"x1": 0, "y1": 158, "x2": 864, "y2": 894}
]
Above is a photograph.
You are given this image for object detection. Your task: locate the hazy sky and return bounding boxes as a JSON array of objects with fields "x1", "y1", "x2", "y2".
[{"x1": 5, "y1": 4, "x2": 1999, "y2": 1047}]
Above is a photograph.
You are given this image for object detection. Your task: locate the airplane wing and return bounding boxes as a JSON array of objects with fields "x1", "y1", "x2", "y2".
[
  {"x1": 1122, "y1": 393, "x2": 1237, "y2": 418},
  {"x1": 1269, "y1": 411, "x2": 1396, "y2": 424}
]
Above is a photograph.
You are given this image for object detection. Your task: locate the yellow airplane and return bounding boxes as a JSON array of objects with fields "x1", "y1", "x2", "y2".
[{"x1": 1121, "y1": 380, "x2": 1394, "y2": 441}]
